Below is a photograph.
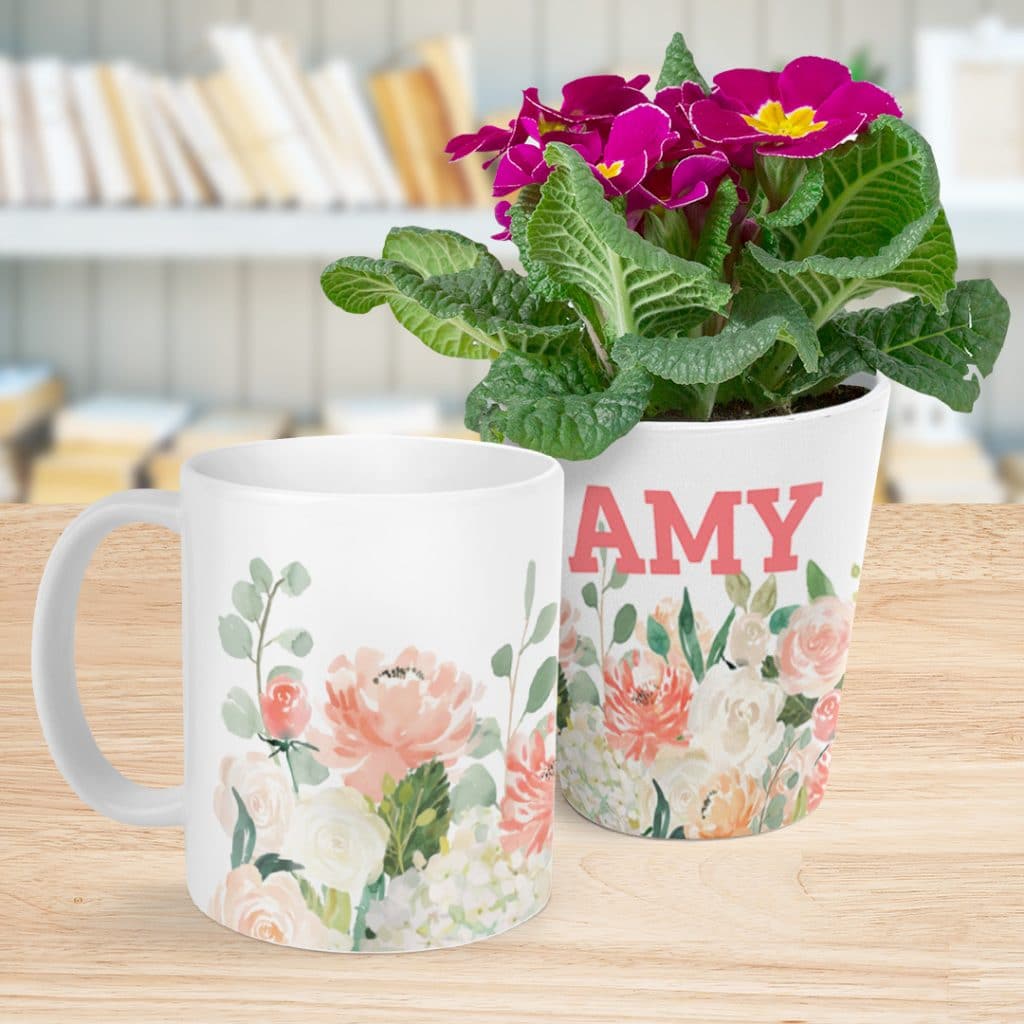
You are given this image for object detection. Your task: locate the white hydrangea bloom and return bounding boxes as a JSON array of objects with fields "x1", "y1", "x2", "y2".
[{"x1": 363, "y1": 805, "x2": 550, "y2": 951}]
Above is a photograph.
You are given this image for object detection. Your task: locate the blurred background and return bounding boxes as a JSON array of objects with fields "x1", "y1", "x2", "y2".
[{"x1": 0, "y1": 0, "x2": 1021, "y2": 504}]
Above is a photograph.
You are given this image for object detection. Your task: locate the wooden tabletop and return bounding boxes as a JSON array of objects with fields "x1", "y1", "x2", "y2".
[{"x1": 1, "y1": 504, "x2": 1021, "y2": 1023}]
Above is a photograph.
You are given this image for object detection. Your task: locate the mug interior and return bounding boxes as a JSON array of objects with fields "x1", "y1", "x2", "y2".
[{"x1": 183, "y1": 434, "x2": 559, "y2": 497}]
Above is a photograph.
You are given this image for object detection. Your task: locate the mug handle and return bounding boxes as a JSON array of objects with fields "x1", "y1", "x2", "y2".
[{"x1": 32, "y1": 490, "x2": 184, "y2": 826}]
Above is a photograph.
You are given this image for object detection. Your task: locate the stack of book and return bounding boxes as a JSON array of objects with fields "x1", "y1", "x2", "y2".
[
  {"x1": 0, "y1": 27, "x2": 487, "y2": 208},
  {"x1": 0, "y1": 364, "x2": 63, "y2": 501}
]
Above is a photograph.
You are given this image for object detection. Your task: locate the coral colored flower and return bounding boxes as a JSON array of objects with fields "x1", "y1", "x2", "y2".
[
  {"x1": 500, "y1": 716, "x2": 556, "y2": 856},
  {"x1": 690, "y1": 56, "x2": 901, "y2": 159},
  {"x1": 308, "y1": 646, "x2": 478, "y2": 801},
  {"x1": 210, "y1": 864, "x2": 331, "y2": 949},
  {"x1": 686, "y1": 767, "x2": 762, "y2": 839},
  {"x1": 777, "y1": 595, "x2": 854, "y2": 698},
  {"x1": 213, "y1": 753, "x2": 295, "y2": 856},
  {"x1": 805, "y1": 748, "x2": 831, "y2": 812},
  {"x1": 603, "y1": 648, "x2": 694, "y2": 765},
  {"x1": 260, "y1": 675, "x2": 311, "y2": 740},
  {"x1": 813, "y1": 689, "x2": 842, "y2": 742}
]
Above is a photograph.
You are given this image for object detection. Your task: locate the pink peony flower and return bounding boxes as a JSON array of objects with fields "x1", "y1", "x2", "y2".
[
  {"x1": 500, "y1": 715, "x2": 556, "y2": 856},
  {"x1": 209, "y1": 864, "x2": 330, "y2": 948},
  {"x1": 777, "y1": 595, "x2": 854, "y2": 699},
  {"x1": 308, "y1": 647, "x2": 478, "y2": 801},
  {"x1": 813, "y1": 689, "x2": 842, "y2": 742},
  {"x1": 603, "y1": 648, "x2": 694, "y2": 765},
  {"x1": 689, "y1": 56, "x2": 901, "y2": 159},
  {"x1": 260, "y1": 675, "x2": 311, "y2": 740},
  {"x1": 805, "y1": 748, "x2": 831, "y2": 812}
]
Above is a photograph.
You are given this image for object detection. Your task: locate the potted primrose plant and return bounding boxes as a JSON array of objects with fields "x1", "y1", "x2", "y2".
[{"x1": 321, "y1": 35, "x2": 1009, "y2": 840}]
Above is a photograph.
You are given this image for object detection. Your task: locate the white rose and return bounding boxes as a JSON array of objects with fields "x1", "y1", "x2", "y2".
[
  {"x1": 688, "y1": 663, "x2": 785, "y2": 776},
  {"x1": 214, "y1": 753, "x2": 295, "y2": 856},
  {"x1": 284, "y1": 786, "x2": 389, "y2": 895},
  {"x1": 727, "y1": 611, "x2": 771, "y2": 667},
  {"x1": 652, "y1": 746, "x2": 714, "y2": 823}
]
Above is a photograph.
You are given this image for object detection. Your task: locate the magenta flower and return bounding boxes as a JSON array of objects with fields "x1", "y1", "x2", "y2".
[
  {"x1": 689, "y1": 56, "x2": 902, "y2": 159},
  {"x1": 526, "y1": 73, "x2": 651, "y2": 125},
  {"x1": 590, "y1": 103, "x2": 677, "y2": 197},
  {"x1": 653, "y1": 82, "x2": 708, "y2": 159}
]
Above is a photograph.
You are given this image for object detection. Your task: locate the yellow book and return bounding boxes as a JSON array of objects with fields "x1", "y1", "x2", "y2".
[
  {"x1": 29, "y1": 450, "x2": 142, "y2": 504},
  {"x1": 0, "y1": 366, "x2": 63, "y2": 441}
]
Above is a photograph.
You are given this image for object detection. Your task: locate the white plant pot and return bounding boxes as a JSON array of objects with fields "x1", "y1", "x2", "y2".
[{"x1": 556, "y1": 376, "x2": 890, "y2": 839}]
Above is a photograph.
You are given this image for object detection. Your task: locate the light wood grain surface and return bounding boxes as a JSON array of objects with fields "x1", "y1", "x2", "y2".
[{"x1": 0, "y1": 504, "x2": 1021, "y2": 1024}]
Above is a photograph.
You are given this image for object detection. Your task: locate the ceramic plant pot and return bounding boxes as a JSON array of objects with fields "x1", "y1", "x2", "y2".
[{"x1": 555, "y1": 376, "x2": 890, "y2": 839}]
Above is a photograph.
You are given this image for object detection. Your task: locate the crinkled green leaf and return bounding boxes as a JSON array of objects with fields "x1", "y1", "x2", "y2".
[
  {"x1": 465, "y1": 350, "x2": 653, "y2": 460},
  {"x1": 757, "y1": 155, "x2": 824, "y2": 229},
  {"x1": 381, "y1": 225, "x2": 501, "y2": 277},
  {"x1": 694, "y1": 176, "x2": 739, "y2": 274},
  {"x1": 527, "y1": 143, "x2": 732, "y2": 339},
  {"x1": 656, "y1": 31, "x2": 709, "y2": 92},
  {"x1": 613, "y1": 290, "x2": 819, "y2": 386},
  {"x1": 824, "y1": 279, "x2": 1009, "y2": 412}
]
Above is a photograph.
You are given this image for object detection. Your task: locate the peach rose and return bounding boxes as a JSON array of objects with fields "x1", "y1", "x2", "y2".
[
  {"x1": 726, "y1": 611, "x2": 770, "y2": 668},
  {"x1": 805, "y1": 748, "x2": 831, "y2": 812},
  {"x1": 500, "y1": 715, "x2": 555, "y2": 856},
  {"x1": 260, "y1": 676, "x2": 311, "y2": 740},
  {"x1": 635, "y1": 598, "x2": 715, "y2": 667},
  {"x1": 559, "y1": 600, "x2": 581, "y2": 666},
  {"x1": 214, "y1": 753, "x2": 295, "y2": 856},
  {"x1": 603, "y1": 648, "x2": 694, "y2": 765},
  {"x1": 686, "y1": 767, "x2": 762, "y2": 839},
  {"x1": 308, "y1": 647, "x2": 478, "y2": 801},
  {"x1": 777, "y1": 596, "x2": 854, "y2": 698},
  {"x1": 813, "y1": 690, "x2": 841, "y2": 742},
  {"x1": 209, "y1": 864, "x2": 331, "y2": 949}
]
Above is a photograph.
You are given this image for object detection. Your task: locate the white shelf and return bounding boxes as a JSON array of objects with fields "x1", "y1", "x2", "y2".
[
  {"x1": 0, "y1": 198, "x2": 1016, "y2": 261},
  {"x1": 0, "y1": 207, "x2": 512, "y2": 261}
]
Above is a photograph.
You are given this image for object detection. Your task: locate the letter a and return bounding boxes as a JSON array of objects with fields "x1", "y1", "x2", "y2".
[{"x1": 568, "y1": 486, "x2": 645, "y2": 574}]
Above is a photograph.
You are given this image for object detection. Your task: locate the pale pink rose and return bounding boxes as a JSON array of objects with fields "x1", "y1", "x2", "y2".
[
  {"x1": 214, "y1": 753, "x2": 295, "y2": 856},
  {"x1": 559, "y1": 600, "x2": 581, "y2": 666},
  {"x1": 603, "y1": 648, "x2": 694, "y2": 765},
  {"x1": 634, "y1": 598, "x2": 714, "y2": 668},
  {"x1": 777, "y1": 596, "x2": 854, "y2": 698},
  {"x1": 726, "y1": 611, "x2": 770, "y2": 668},
  {"x1": 686, "y1": 767, "x2": 762, "y2": 839},
  {"x1": 308, "y1": 647, "x2": 478, "y2": 801},
  {"x1": 500, "y1": 714, "x2": 555, "y2": 856},
  {"x1": 813, "y1": 690, "x2": 842, "y2": 742},
  {"x1": 209, "y1": 864, "x2": 330, "y2": 949},
  {"x1": 805, "y1": 748, "x2": 831, "y2": 812},
  {"x1": 260, "y1": 675, "x2": 311, "y2": 740}
]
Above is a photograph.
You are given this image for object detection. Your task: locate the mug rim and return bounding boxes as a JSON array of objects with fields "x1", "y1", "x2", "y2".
[{"x1": 182, "y1": 433, "x2": 563, "y2": 500}]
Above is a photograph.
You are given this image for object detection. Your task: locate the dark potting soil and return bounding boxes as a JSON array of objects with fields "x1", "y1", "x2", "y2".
[{"x1": 647, "y1": 385, "x2": 869, "y2": 423}]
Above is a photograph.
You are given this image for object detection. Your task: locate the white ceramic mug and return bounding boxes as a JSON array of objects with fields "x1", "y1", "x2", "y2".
[
  {"x1": 556, "y1": 377, "x2": 889, "y2": 840},
  {"x1": 33, "y1": 435, "x2": 563, "y2": 952}
]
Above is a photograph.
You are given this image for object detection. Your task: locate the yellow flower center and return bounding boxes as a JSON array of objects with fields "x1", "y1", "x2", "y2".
[
  {"x1": 596, "y1": 160, "x2": 624, "y2": 179},
  {"x1": 536, "y1": 117, "x2": 564, "y2": 135},
  {"x1": 741, "y1": 100, "x2": 826, "y2": 139}
]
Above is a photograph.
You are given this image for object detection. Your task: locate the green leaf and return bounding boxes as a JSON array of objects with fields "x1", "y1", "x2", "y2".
[
  {"x1": 267, "y1": 664, "x2": 302, "y2": 683},
  {"x1": 465, "y1": 350, "x2": 653, "y2": 461},
  {"x1": 822, "y1": 279, "x2": 1009, "y2": 413},
  {"x1": 351, "y1": 874, "x2": 386, "y2": 950},
  {"x1": 526, "y1": 656, "x2": 558, "y2": 714},
  {"x1": 567, "y1": 671, "x2": 600, "y2": 708},
  {"x1": 725, "y1": 572, "x2": 751, "y2": 610},
  {"x1": 378, "y1": 760, "x2": 451, "y2": 877},
  {"x1": 222, "y1": 686, "x2": 262, "y2": 739},
  {"x1": 612, "y1": 603, "x2": 637, "y2": 645},
  {"x1": 530, "y1": 602, "x2": 558, "y2": 645},
  {"x1": 769, "y1": 605, "x2": 799, "y2": 635},
  {"x1": 322, "y1": 254, "x2": 587, "y2": 360},
  {"x1": 706, "y1": 607, "x2": 736, "y2": 669},
  {"x1": 230, "y1": 787, "x2": 256, "y2": 869},
  {"x1": 491, "y1": 643, "x2": 514, "y2": 678},
  {"x1": 606, "y1": 567, "x2": 628, "y2": 590},
  {"x1": 469, "y1": 716, "x2": 503, "y2": 758},
  {"x1": 678, "y1": 588, "x2": 705, "y2": 682},
  {"x1": 582, "y1": 582, "x2": 599, "y2": 609},
  {"x1": 287, "y1": 744, "x2": 329, "y2": 786},
  {"x1": 321, "y1": 886, "x2": 352, "y2": 934},
  {"x1": 381, "y1": 225, "x2": 502, "y2": 277},
  {"x1": 556, "y1": 664, "x2": 571, "y2": 730},
  {"x1": 450, "y1": 763, "x2": 498, "y2": 816},
  {"x1": 276, "y1": 628, "x2": 313, "y2": 657},
  {"x1": 527, "y1": 143, "x2": 732, "y2": 340},
  {"x1": 231, "y1": 580, "x2": 263, "y2": 622},
  {"x1": 524, "y1": 559, "x2": 536, "y2": 618},
  {"x1": 762, "y1": 654, "x2": 779, "y2": 679},
  {"x1": 778, "y1": 694, "x2": 817, "y2": 729},
  {"x1": 646, "y1": 615, "x2": 671, "y2": 660},
  {"x1": 249, "y1": 558, "x2": 273, "y2": 594},
  {"x1": 252, "y1": 852, "x2": 304, "y2": 880},
  {"x1": 750, "y1": 575, "x2": 777, "y2": 616},
  {"x1": 738, "y1": 118, "x2": 954, "y2": 323},
  {"x1": 793, "y1": 785, "x2": 809, "y2": 822},
  {"x1": 218, "y1": 615, "x2": 252, "y2": 660},
  {"x1": 651, "y1": 779, "x2": 671, "y2": 838},
  {"x1": 279, "y1": 562, "x2": 311, "y2": 597},
  {"x1": 757, "y1": 155, "x2": 824, "y2": 229},
  {"x1": 762, "y1": 794, "x2": 787, "y2": 831},
  {"x1": 613, "y1": 289, "x2": 820, "y2": 386},
  {"x1": 576, "y1": 636, "x2": 598, "y2": 667},
  {"x1": 694, "y1": 177, "x2": 739, "y2": 274},
  {"x1": 656, "y1": 30, "x2": 709, "y2": 92},
  {"x1": 806, "y1": 560, "x2": 836, "y2": 600}
]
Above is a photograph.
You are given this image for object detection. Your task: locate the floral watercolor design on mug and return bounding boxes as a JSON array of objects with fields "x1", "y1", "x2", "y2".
[
  {"x1": 209, "y1": 558, "x2": 555, "y2": 952},
  {"x1": 557, "y1": 547, "x2": 851, "y2": 840}
]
